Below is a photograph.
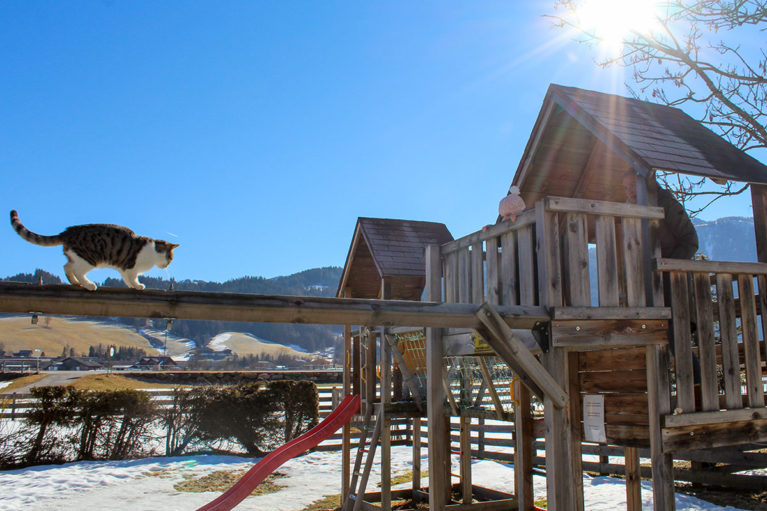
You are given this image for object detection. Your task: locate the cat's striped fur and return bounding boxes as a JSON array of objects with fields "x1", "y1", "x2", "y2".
[{"x1": 10, "y1": 210, "x2": 178, "y2": 291}]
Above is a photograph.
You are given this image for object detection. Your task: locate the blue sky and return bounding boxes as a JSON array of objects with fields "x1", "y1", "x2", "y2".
[{"x1": 1, "y1": 2, "x2": 758, "y2": 283}]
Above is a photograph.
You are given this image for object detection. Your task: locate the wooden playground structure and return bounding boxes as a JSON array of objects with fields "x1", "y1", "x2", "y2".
[{"x1": 1, "y1": 84, "x2": 767, "y2": 510}]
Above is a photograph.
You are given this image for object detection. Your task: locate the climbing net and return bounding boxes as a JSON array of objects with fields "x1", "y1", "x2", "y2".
[
  {"x1": 444, "y1": 354, "x2": 517, "y2": 415},
  {"x1": 391, "y1": 329, "x2": 518, "y2": 415}
]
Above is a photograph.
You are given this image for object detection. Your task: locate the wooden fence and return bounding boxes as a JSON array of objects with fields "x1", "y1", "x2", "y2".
[{"x1": 5, "y1": 384, "x2": 765, "y2": 489}]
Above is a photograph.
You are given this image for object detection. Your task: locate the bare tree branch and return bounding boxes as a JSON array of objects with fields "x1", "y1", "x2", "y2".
[{"x1": 550, "y1": 0, "x2": 767, "y2": 215}]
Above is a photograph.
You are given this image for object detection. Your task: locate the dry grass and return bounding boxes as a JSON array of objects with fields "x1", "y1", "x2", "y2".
[
  {"x1": 0, "y1": 373, "x2": 49, "y2": 392},
  {"x1": 65, "y1": 373, "x2": 180, "y2": 391},
  {"x1": 0, "y1": 316, "x2": 157, "y2": 357},
  {"x1": 210, "y1": 332, "x2": 307, "y2": 358},
  {"x1": 173, "y1": 469, "x2": 286, "y2": 495},
  {"x1": 300, "y1": 494, "x2": 342, "y2": 510}
]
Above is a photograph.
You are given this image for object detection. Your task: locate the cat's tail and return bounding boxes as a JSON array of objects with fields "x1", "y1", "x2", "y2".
[{"x1": 10, "y1": 210, "x2": 63, "y2": 246}]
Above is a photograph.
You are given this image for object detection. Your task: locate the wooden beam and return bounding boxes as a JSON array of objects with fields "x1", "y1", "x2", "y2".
[
  {"x1": 543, "y1": 196, "x2": 664, "y2": 219},
  {"x1": 476, "y1": 303, "x2": 567, "y2": 409},
  {"x1": 654, "y1": 258, "x2": 767, "y2": 275},
  {"x1": 551, "y1": 319, "x2": 667, "y2": 349},
  {"x1": 662, "y1": 417, "x2": 767, "y2": 452},
  {"x1": 551, "y1": 306, "x2": 670, "y2": 320},
  {"x1": 663, "y1": 407, "x2": 767, "y2": 428},
  {"x1": 752, "y1": 184, "x2": 767, "y2": 263},
  {"x1": 0, "y1": 282, "x2": 548, "y2": 329}
]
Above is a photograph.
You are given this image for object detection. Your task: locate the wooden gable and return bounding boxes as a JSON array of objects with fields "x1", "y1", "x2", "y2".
[
  {"x1": 512, "y1": 84, "x2": 767, "y2": 207},
  {"x1": 337, "y1": 217, "x2": 453, "y2": 300}
]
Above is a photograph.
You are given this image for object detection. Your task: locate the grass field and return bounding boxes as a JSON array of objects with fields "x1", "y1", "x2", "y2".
[
  {"x1": 209, "y1": 332, "x2": 308, "y2": 359},
  {"x1": 65, "y1": 373, "x2": 181, "y2": 391},
  {"x1": 0, "y1": 316, "x2": 158, "y2": 358}
]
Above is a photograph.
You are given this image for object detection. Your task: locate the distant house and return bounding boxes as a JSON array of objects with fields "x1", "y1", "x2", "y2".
[
  {"x1": 59, "y1": 357, "x2": 104, "y2": 371},
  {"x1": 253, "y1": 360, "x2": 277, "y2": 369},
  {"x1": 13, "y1": 349, "x2": 44, "y2": 358},
  {"x1": 131, "y1": 356, "x2": 178, "y2": 370}
]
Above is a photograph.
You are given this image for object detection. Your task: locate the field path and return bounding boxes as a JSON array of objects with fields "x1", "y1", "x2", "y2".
[{"x1": 1, "y1": 370, "x2": 87, "y2": 394}]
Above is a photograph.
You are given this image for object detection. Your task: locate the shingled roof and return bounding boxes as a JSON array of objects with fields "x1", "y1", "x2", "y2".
[
  {"x1": 337, "y1": 217, "x2": 453, "y2": 300},
  {"x1": 512, "y1": 84, "x2": 767, "y2": 206}
]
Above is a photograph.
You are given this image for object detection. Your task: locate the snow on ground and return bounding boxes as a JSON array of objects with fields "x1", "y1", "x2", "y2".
[
  {"x1": 0, "y1": 381, "x2": 12, "y2": 391},
  {"x1": 208, "y1": 332, "x2": 232, "y2": 351},
  {"x1": 0, "y1": 446, "x2": 746, "y2": 511}
]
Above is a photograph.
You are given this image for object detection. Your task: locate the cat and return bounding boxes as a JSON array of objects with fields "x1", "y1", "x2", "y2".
[{"x1": 10, "y1": 210, "x2": 178, "y2": 291}]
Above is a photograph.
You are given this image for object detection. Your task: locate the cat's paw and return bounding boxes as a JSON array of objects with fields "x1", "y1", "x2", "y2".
[
  {"x1": 81, "y1": 282, "x2": 98, "y2": 291},
  {"x1": 132, "y1": 283, "x2": 146, "y2": 290}
]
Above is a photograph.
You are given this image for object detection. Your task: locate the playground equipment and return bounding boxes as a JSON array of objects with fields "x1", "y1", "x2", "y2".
[{"x1": 2, "y1": 84, "x2": 767, "y2": 511}]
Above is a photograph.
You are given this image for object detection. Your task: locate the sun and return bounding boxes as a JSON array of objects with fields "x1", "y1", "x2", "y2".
[{"x1": 572, "y1": 0, "x2": 661, "y2": 50}]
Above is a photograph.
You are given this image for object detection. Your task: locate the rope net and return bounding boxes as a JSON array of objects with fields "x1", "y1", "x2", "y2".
[{"x1": 392, "y1": 329, "x2": 517, "y2": 415}]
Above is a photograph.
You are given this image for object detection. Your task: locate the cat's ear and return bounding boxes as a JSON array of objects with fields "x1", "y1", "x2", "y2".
[{"x1": 156, "y1": 241, "x2": 179, "y2": 252}]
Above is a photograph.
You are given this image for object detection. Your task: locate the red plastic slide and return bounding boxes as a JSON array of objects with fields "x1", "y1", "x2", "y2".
[{"x1": 196, "y1": 394, "x2": 361, "y2": 511}]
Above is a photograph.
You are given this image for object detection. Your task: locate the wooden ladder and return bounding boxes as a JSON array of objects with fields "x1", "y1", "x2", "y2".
[{"x1": 343, "y1": 403, "x2": 384, "y2": 511}]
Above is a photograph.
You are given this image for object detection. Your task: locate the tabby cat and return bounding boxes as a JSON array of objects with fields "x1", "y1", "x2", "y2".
[{"x1": 10, "y1": 210, "x2": 178, "y2": 291}]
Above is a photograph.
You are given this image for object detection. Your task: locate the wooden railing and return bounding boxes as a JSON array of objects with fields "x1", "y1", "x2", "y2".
[
  {"x1": 439, "y1": 196, "x2": 666, "y2": 310},
  {"x1": 656, "y1": 258, "x2": 767, "y2": 451}
]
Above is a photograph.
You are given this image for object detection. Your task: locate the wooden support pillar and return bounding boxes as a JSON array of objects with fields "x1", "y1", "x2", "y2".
[
  {"x1": 567, "y1": 353, "x2": 584, "y2": 510},
  {"x1": 379, "y1": 278, "x2": 393, "y2": 511},
  {"x1": 515, "y1": 382, "x2": 534, "y2": 511},
  {"x1": 542, "y1": 348, "x2": 577, "y2": 511},
  {"x1": 412, "y1": 417, "x2": 422, "y2": 493},
  {"x1": 752, "y1": 184, "x2": 767, "y2": 263},
  {"x1": 537, "y1": 201, "x2": 579, "y2": 511},
  {"x1": 625, "y1": 446, "x2": 641, "y2": 511},
  {"x1": 426, "y1": 244, "x2": 449, "y2": 510},
  {"x1": 342, "y1": 322, "x2": 353, "y2": 499},
  {"x1": 460, "y1": 414, "x2": 472, "y2": 505},
  {"x1": 381, "y1": 415, "x2": 392, "y2": 511},
  {"x1": 647, "y1": 344, "x2": 675, "y2": 510},
  {"x1": 364, "y1": 328, "x2": 376, "y2": 413}
]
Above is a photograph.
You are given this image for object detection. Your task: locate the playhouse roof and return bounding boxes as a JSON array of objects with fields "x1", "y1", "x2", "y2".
[
  {"x1": 337, "y1": 217, "x2": 453, "y2": 300},
  {"x1": 512, "y1": 84, "x2": 767, "y2": 206}
]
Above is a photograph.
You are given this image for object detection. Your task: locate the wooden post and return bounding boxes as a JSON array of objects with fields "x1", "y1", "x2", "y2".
[
  {"x1": 381, "y1": 326, "x2": 392, "y2": 510},
  {"x1": 412, "y1": 417, "x2": 422, "y2": 493},
  {"x1": 625, "y1": 446, "x2": 641, "y2": 511},
  {"x1": 426, "y1": 244, "x2": 449, "y2": 510},
  {"x1": 535, "y1": 201, "x2": 578, "y2": 510},
  {"x1": 515, "y1": 382, "x2": 534, "y2": 510},
  {"x1": 567, "y1": 352, "x2": 584, "y2": 510},
  {"x1": 542, "y1": 348, "x2": 577, "y2": 511},
  {"x1": 751, "y1": 184, "x2": 767, "y2": 263},
  {"x1": 364, "y1": 328, "x2": 376, "y2": 413},
  {"x1": 343, "y1": 322, "x2": 353, "y2": 499},
  {"x1": 460, "y1": 414, "x2": 472, "y2": 504},
  {"x1": 647, "y1": 344, "x2": 675, "y2": 510}
]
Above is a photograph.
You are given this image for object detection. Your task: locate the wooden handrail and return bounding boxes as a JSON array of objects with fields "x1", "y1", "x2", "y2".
[
  {"x1": 440, "y1": 209, "x2": 536, "y2": 255},
  {"x1": 654, "y1": 258, "x2": 767, "y2": 275},
  {"x1": 542, "y1": 196, "x2": 664, "y2": 219}
]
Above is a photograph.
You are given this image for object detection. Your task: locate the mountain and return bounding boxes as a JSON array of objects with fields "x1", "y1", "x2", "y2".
[
  {"x1": 693, "y1": 217, "x2": 757, "y2": 262},
  {"x1": 586, "y1": 216, "x2": 758, "y2": 303},
  {"x1": 2, "y1": 267, "x2": 344, "y2": 354}
]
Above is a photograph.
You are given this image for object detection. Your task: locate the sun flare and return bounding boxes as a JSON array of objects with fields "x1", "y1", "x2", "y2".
[{"x1": 573, "y1": 0, "x2": 661, "y2": 50}]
